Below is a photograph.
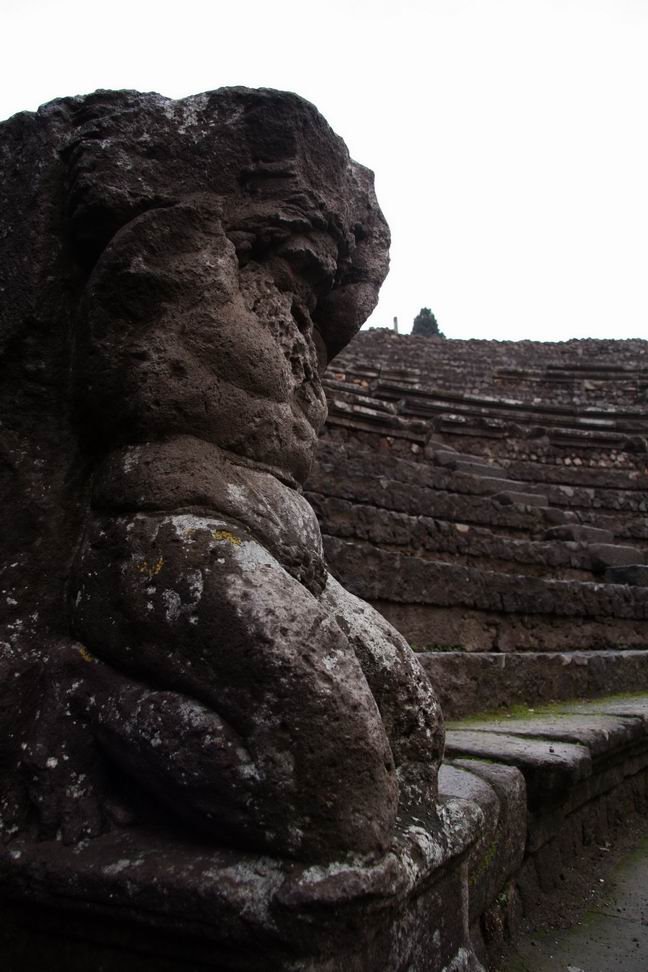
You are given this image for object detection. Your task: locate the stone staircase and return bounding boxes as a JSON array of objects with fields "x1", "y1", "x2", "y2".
[
  {"x1": 439, "y1": 693, "x2": 648, "y2": 965},
  {"x1": 308, "y1": 331, "x2": 648, "y2": 714}
]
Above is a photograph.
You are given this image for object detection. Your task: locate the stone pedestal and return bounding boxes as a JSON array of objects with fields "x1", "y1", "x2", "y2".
[{"x1": 0, "y1": 801, "x2": 483, "y2": 972}]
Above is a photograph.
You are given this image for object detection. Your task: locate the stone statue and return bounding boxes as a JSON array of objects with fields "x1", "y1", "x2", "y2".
[{"x1": 0, "y1": 88, "x2": 444, "y2": 869}]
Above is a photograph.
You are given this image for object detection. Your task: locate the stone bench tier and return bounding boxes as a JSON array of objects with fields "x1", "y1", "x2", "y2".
[
  {"x1": 323, "y1": 536, "x2": 648, "y2": 652},
  {"x1": 311, "y1": 496, "x2": 646, "y2": 582},
  {"x1": 418, "y1": 650, "x2": 648, "y2": 718},
  {"x1": 313, "y1": 440, "x2": 648, "y2": 530}
]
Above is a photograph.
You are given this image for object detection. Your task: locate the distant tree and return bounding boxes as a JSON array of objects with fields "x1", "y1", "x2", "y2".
[{"x1": 412, "y1": 307, "x2": 445, "y2": 338}]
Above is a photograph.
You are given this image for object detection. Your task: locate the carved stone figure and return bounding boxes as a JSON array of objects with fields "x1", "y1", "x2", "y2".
[
  {"x1": 0, "y1": 88, "x2": 444, "y2": 873},
  {"x1": 0, "y1": 88, "x2": 490, "y2": 972}
]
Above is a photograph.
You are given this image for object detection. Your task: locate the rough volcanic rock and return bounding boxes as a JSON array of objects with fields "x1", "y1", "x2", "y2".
[{"x1": 0, "y1": 88, "x2": 464, "y2": 970}]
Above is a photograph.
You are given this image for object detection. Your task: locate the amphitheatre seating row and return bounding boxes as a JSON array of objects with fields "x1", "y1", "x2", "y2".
[
  {"x1": 309, "y1": 331, "x2": 648, "y2": 709},
  {"x1": 330, "y1": 331, "x2": 648, "y2": 407}
]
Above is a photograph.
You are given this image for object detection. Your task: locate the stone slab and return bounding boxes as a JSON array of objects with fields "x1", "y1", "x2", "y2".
[
  {"x1": 0, "y1": 801, "x2": 484, "y2": 972},
  {"x1": 324, "y1": 538, "x2": 648, "y2": 623},
  {"x1": 442, "y1": 760, "x2": 526, "y2": 924},
  {"x1": 453, "y1": 461, "x2": 507, "y2": 479},
  {"x1": 588, "y1": 543, "x2": 644, "y2": 571},
  {"x1": 444, "y1": 730, "x2": 592, "y2": 805},
  {"x1": 449, "y1": 714, "x2": 643, "y2": 757},
  {"x1": 458, "y1": 475, "x2": 540, "y2": 495}
]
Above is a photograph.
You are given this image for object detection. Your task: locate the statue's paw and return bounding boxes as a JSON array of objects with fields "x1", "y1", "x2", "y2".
[{"x1": 21, "y1": 733, "x2": 106, "y2": 845}]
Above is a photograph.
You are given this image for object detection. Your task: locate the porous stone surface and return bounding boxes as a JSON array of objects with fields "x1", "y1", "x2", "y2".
[{"x1": 0, "y1": 88, "x2": 475, "y2": 971}]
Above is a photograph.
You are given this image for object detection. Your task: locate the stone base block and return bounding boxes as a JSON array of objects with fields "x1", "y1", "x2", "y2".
[{"x1": 0, "y1": 803, "x2": 484, "y2": 972}]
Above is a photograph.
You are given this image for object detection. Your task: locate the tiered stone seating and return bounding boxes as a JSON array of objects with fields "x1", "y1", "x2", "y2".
[{"x1": 308, "y1": 330, "x2": 648, "y2": 714}]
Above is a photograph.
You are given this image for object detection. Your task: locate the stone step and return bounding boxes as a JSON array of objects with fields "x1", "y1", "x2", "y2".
[
  {"x1": 445, "y1": 729, "x2": 592, "y2": 804},
  {"x1": 373, "y1": 380, "x2": 648, "y2": 426},
  {"x1": 311, "y1": 446, "x2": 581, "y2": 522},
  {"x1": 318, "y1": 439, "x2": 648, "y2": 523},
  {"x1": 431, "y1": 449, "x2": 506, "y2": 477},
  {"x1": 325, "y1": 409, "x2": 428, "y2": 442},
  {"x1": 417, "y1": 651, "x2": 648, "y2": 719},
  {"x1": 322, "y1": 381, "x2": 398, "y2": 413},
  {"x1": 605, "y1": 564, "x2": 648, "y2": 587},
  {"x1": 507, "y1": 458, "x2": 648, "y2": 492},
  {"x1": 445, "y1": 697, "x2": 648, "y2": 811},
  {"x1": 315, "y1": 498, "x2": 614, "y2": 580},
  {"x1": 453, "y1": 459, "x2": 508, "y2": 479},
  {"x1": 457, "y1": 474, "x2": 538, "y2": 495},
  {"x1": 588, "y1": 543, "x2": 645, "y2": 573},
  {"x1": 308, "y1": 473, "x2": 576, "y2": 536},
  {"x1": 322, "y1": 536, "x2": 648, "y2": 625},
  {"x1": 386, "y1": 395, "x2": 648, "y2": 436},
  {"x1": 436, "y1": 414, "x2": 640, "y2": 447}
]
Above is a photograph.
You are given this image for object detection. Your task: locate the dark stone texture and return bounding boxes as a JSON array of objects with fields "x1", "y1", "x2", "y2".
[
  {"x1": 0, "y1": 801, "x2": 484, "y2": 971},
  {"x1": 605, "y1": 564, "x2": 648, "y2": 586},
  {"x1": 439, "y1": 761, "x2": 526, "y2": 923},
  {"x1": 373, "y1": 601, "x2": 648, "y2": 656},
  {"x1": 0, "y1": 88, "x2": 473, "y2": 970},
  {"x1": 322, "y1": 537, "x2": 648, "y2": 622},
  {"x1": 444, "y1": 731, "x2": 592, "y2": 805},
  {"x1": 544, "y1": 524, "x2": 615, "y2": 543},
  {"x1": 588, "y1": 543, "x2": 645, "y2": 573},
  {"x1": 442, "y1": 695, "x2": 648, "y2": 965},
  {"x1": 418, "y1": 650, "x2": 648, "y2": 718}
]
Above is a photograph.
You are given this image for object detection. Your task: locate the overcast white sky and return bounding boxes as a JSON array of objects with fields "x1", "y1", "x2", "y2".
[{"x1": 3, "y1": 0, "x2": 647, "y2": 340}]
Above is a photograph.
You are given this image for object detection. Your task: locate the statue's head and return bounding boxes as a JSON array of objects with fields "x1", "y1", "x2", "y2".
[
  {"x1": 57, "y1": 88, "x2": 390, "y2": 483},
  {"x1": 0, "y1": 88, "x2": 389, "y2": 627}
]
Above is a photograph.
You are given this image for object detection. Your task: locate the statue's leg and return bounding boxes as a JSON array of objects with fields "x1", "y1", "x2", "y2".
[
  {"x1": 320, "y1": 575, "x2": 444, "y2": 811},
  {"x1": 11, "y1": 642, "x2": 267, "y2": 849},
  {"x1": 14, "y1": 643, "x2": 109, "y2": 845},
  {"x1": 86, "y1": 678, "x2": 274, "y2": 848},
  {"x1": 70, "y1": 512, "x2": 398, "y2": 861}
]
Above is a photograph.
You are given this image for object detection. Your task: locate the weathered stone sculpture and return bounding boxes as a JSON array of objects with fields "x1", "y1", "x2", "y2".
[{"x1": 0, "y1": 89, "x2": 480, "y2": 971}]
